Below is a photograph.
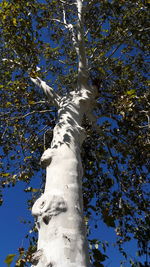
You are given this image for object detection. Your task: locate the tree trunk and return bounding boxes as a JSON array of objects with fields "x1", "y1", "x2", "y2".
[
  {"x1": 30, "y1": 1, "x2": 96, "y2": 265},
  {"x1": 31, "y1": 90, "x2": 93, "y2": 266}
]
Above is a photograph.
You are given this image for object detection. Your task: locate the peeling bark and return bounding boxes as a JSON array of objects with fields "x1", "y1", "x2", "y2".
[
  {"x1": 31, "y1": 89, "x2": 96, "y2": 266},
  {"x1": 31, "y1": 1, "x2": 96, "y2": 266}
]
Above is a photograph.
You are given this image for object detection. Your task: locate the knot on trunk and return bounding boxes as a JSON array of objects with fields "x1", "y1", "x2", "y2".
[
  {"x1": 32, "y1": 192, "x2": 67, "y2": 225},
  {"x1": 40, "y1": 148, "x2": 54, "y2": 167},
  {"x1": 31, "y1": 249, "x2": 55, "y2": 267}
]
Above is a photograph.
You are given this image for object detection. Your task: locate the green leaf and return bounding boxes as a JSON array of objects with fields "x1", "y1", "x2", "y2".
[
  {"x1": 28, "y1": 100, "x2": 36, "y2": 105},
  {"x1": 4, "y1": 254, "x2": 16, "y2": 266},
  {"x1": 97, "y1": 67, "x2": 105, "y2": 75},
  {"x1": 6, "y1": 102, "x2": 12, "y2": 107},
  {"x1": 2, "y1": 1, "x2": 9, "y2": 8},
  {"x1": 12, "y1": 18, "x2": 17, "y2": 26},
  {"x1": 126, "y1": 89, "x2": 136, "y2": 96},
  {"x1": 32, "y1": 188, "x2": 39, "y2": 192},
  {"x1": 1, "y1": 173, "x2": 10, "y2": 177}
]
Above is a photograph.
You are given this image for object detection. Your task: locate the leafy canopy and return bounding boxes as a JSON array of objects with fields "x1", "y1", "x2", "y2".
[{"x1": 0, "y1": 0, "x2": 149, "y2": 266}]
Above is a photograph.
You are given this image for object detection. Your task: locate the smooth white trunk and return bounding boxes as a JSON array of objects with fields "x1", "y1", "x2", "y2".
[
  {"x1": 30, "y1": 1, "x2": 96, "y2": 265},
  {"x1": 31, "y1": 92, "x2": 92, "y2": 266}
]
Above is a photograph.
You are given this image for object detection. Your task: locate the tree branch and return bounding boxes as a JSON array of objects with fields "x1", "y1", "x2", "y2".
[
  {"x1": 10, "y1": 110, "x2": 53, "y2": 121},
  {"x1": 30, "y1": 77, "x2": 60, "y2": 107},
  {"x1": 76, "y1": 0, "x2": 89, "y2": 89},
  {"x1": 61, "y1": 4, "x2": 79, "y2": 54},
  {"x1": 60, "y1": 0, "x2": 76, "y2": 5}
]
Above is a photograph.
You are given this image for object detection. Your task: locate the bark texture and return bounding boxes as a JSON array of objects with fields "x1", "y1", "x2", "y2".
[
  {"x1": 31, "y1": 89, "x2": 95, "y2": 267},
  {"x1": 31, "y1": 1, "x2": 96, "y2": 266}
]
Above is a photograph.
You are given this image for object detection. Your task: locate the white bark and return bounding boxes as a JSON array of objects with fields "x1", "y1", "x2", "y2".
[
  {"x1": 30, "y1": 77, "x2": 60, "y2": 107},
  {"x1": 31, "y1": 1, "x2": 96, "y2": 266},
  {"x1": 31, "y1": 89, "x2": 95, "y2": 267}
]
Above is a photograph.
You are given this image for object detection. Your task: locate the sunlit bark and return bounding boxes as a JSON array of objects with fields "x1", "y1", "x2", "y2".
[
  {"x1": 31, "y1": 1, "x2": 96, "y2": 266},
  {"x1": 31, "y1": 89, "x2": 95, "y2": 266}
]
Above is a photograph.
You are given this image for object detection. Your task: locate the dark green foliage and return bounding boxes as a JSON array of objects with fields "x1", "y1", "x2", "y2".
[{"x1": 0, "y1": 0, "x2": 149, "y2": 266}]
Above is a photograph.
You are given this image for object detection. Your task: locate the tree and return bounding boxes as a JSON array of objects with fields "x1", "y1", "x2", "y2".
[{"x1": 0, "y1": 0, "x2": 149, "y2": 266}]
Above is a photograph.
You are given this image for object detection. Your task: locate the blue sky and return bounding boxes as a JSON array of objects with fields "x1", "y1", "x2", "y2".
[
  {"x1": 0, "y1": 182, "x2": 144, "y2": 267},
  {"x1": 0, "y1": 0, "x2": 149, "y2": 266},
  {"x1": 0, "y1": 183, "x2": 32, "y2": 267}
]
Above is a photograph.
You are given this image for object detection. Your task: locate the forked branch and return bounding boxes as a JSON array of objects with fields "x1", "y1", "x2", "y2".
[{"x1": 31, "y1": 77, "x2": 60, "y2": 107}]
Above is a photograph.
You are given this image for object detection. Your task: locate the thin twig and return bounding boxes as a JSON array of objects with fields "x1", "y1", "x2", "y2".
[
  {"x1": 60, "y1": 0, "x2": 76, "y2": 5},
  {"x1": 1, "y1": 125, "x2": 8, "y2": 139},
  {"x1": 0, "y1": 101, "x2": 47, "y2": 118},
  {"x1": 10, "y1": 110, "x2": 53, "y2": 121},
  {"x1": 105, "y1": 43, "x2": 123, "y2": 62},
  {"x1": 139, "y1": 110, "x2": 150, "y2": 129}
]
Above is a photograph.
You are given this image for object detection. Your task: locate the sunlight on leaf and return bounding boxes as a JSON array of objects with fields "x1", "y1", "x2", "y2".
[{"x1": 4, "y1": 254, "x2": 16, "y2": 266}]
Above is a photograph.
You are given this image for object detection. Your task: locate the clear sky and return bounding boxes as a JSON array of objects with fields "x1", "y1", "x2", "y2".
[{"x1": 0, "y1": 183, "x2": 32, "y2": 267}]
